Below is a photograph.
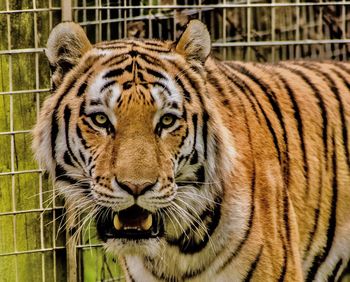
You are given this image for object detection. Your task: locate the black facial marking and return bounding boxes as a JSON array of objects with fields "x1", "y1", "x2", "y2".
[
  {"x1": 55, "y1": 164, "x2": 76, "y2": 184},
  {"x1": 90, "y1": 99, "x2": 103, "y2": 106},
  {"x1": 100, "y1": 80, "x2": 116, "y2": 93},
  {"x1": 167, "y1": 196, "x2": 222, "y2": 254},
  {"x1": 103, "y1": 68, "x2": 124, "y2": 79},
  {"x1": 77, "y1": 81, "x2": 88, "y2": 97},
  {"x1": 195, "y1": 165, "x2": 205, "y2": 183}
]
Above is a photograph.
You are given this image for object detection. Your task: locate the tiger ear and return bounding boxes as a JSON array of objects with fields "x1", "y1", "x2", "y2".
[
  {"x1": 175, "y1": 20, "x2": 211, "y2": 64},
  {"x1": 46, "y1": 22, "x2": 92, "y2": 89}
]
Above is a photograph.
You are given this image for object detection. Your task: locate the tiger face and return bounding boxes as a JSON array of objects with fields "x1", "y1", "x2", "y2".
[{"x1": 33, "y1": 21, "x2": 232, "y2": 256}]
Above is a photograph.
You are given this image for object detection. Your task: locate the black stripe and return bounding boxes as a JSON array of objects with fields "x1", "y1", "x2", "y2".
[
  {"x1": 278, "y1": 233, "x2": 288, "y2": 282},
  {"x1": 195, "y1": 165, "x2": 205, "y2": 183},
  {"x1": 55, "y1": 164, "x2": 76, "y2": 184},
  {"x1": 172, "y1": 61, "x2": 205, "y2": 104},
  {"x1": 138, "y1": 53, "x2": 163, "y2": 66},
  {"x1": 152, "y1": 81, "x2": 171, "y2": 97},
  {"x1": 327, "y1": 259, "x2": 343, "y2": 281},
  {"x1": 227, "y1": 63, "x2": 282, "y2": 164},
  {"x1": 123, "y1": 82, "x2": 132, "y2": 91},
  {"x1": 51, "y1": 79, "x2": 75, "y2": 159},
  {"x1": 205, "y1": 67, "x2": 231, "y2": 106},
  {"x1": 275, "y1": 72, "x2": 309, "y2": 195},
  {"x1": 175, "y1": 77, "x2": 191, "y2": 102},
  {"x1": 100, "y1": 80, "x2": 116, "y2": 93},
  {"x1": 278, "y1": 63, "x2": 329, "y2": 171},
  {"x1": 240, "y1": 63, "x2": 290, "y2": 182},
  {"x1": 303, "y1": 150, "x2": 323, "y2": 259},
  {"x1": 76, "y1": 125, "x2": 89, "y2": 149},
  {"x1": 220, "y1": 63, "x2": 261, "y2": 121},
  {"x1": 302, "y1": 63, "x2": 350, "y2": 171},
  {"x1": 333, "y1": 62, "x2": 350, "y2": 76},
  {"x1": 146, "y1": 68, "x2": 166, "y2": 80},
  {"x1": 79, "y1": 100, "x2": 86, "y2": 116},
  {"x1": 77, "y1": 81, "x2": 88, "y2": 97},
  {"x1": 103, "y1": 68, "x2": 124, "y2": 79},
  {"x1": 306, "y1": 133, "x2": 338, "y2": 281},
  {"x1": 50, "y1": 55, "x2": 100, "y2": 159},
  {"x1": 328, "y1": 67, "x2": 350, "y2": 169},
  {"x1": 190, "y1": 114, "x2": 198, "y2": 165},
  {"x1": 202, "y1": 110, "x2": 209, "y2": 159},
  {"x1": 101, "y1": 54, "x2": 128, "y2": 67},
  {"x1": 166, "y1": 196, "x2": 222, "y2": 255},
  {"x1": 243, "y1": 246, "x2": 263, "y2": 282},
  {"x1": 64, "y1": 106, "x2": 83, "y2": 169},
  {"x1": 79, "y1": 150, "x2": 86, "y2": 165},
  {"x1": 125, "y1": 63, "x2": 133, "y2": 73},
  {"x1": 123, "y1": 261, "x2": 136, "y2": 282},
  {"x1": 63, "y1": 151, "x2": 74, "y2": 166},
  {"x1": 82, "y1": 118, "x2": 97, "y2": 132}
]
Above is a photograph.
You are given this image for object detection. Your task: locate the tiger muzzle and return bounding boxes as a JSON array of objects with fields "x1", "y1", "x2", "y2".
[{"x1": 96, "y1": 205, "x2": 164, "y2": 241}]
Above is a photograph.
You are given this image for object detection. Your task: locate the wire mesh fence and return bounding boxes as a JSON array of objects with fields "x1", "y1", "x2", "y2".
[{"x1": 1, "y1": 0, "x2": 350, "y2": 281}]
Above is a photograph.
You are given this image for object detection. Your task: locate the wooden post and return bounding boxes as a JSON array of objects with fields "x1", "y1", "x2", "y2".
[
  {"x1": 66, "y1": 200, "x2": 78, "y2": 282},
  {"x1": 61, "y1": 0, "x2": 72, "y2": 22}
]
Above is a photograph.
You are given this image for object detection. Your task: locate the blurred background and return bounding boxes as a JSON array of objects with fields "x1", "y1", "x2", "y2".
[{"x1": 0, "y1": 0, "x2": 350, "y2": 281}]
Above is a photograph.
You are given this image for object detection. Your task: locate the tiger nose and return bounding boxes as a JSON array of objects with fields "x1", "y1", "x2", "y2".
[{"x1": 115, "y1": 179, "x2": 156, "y2": 196}]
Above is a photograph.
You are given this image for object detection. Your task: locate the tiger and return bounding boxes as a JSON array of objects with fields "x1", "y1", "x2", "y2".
[{"x1": 32, "y1": 20, "x2": 350, "y2": 281}]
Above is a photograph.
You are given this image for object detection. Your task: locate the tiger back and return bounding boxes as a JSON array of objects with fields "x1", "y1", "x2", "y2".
[{"x1": 32, "y1": 20, "x2": 350, "y2": 281}]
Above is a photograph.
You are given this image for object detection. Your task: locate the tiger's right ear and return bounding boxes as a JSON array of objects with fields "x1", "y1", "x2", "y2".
[
  {"x1": 46, "y1": 22, "x2": 92, "y2": 90},
  {"x1": 175, "y1": 20, "x2": 211, "y2": 64}
]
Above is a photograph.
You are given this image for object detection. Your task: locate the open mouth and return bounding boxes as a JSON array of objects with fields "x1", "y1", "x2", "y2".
[{"x1": 96, "y1": 205, "x2": 164, "y2": 241}]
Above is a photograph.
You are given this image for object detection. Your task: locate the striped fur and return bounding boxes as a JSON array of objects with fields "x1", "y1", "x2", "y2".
[{"x1": 32, "y1": 21, "x2": 350, "y2": 281}]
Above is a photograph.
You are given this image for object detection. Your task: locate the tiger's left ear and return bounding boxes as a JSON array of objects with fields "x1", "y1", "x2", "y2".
[{"x1": 175, "y1": 20, "x2": 211, "y2": 64}]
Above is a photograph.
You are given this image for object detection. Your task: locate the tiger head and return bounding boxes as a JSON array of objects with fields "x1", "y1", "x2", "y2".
[{"x1": 33, "y1": 20, "x2": 235, "y2": 256}]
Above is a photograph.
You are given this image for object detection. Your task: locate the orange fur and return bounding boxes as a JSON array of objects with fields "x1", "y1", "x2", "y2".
[{"x1": 33, "y1": 21, "x2": 350, "y2": 281}]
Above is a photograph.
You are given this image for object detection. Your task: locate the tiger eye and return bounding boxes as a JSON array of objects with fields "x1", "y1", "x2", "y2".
[
  {"x1": 92, "y1": 113, "x2": 109, "y2": 127},
  {"x1": 160, "y1": 114, "x2": 177, "y2": 128}
]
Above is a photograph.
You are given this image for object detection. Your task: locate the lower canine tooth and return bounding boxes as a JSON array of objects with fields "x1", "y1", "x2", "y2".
[
  {"x1": 113, "y1": 215, "x2": 123, "y2": 230},
  {"x1": 141, "y1": 214, "x2": 153, "y2": 230}
]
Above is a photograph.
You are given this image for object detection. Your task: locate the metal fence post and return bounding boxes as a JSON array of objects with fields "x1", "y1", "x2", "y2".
[{"x1": 61, "y1": 0, "x2": 73, "y2": 22}]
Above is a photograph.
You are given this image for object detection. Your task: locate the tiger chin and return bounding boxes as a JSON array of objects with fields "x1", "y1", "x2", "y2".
[{"x1": 32, "y1": 20, "x2": 350, "y2": 281}]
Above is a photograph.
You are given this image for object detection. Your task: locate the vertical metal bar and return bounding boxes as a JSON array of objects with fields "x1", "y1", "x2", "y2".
[
  {"x1": 49, "y1": 0, "x2": 53, "y2": 30},
  {"x1": 32, "y1": 3, "x2": 46, "y2": 281},
  {"x1": 73, "y1": 0, "x2": 78, "y2": 25},
  {"x1": 295, "y1": 0, "x2": 300, "y2": 59},
  {"x1": 124, "y1": 0, "x2": 127, "y2": 38},
  {"x1": 66, "y1": 202, "x2": 78, "y2": 282},
  {"x1": 107, "y1": 0, "x2": 111, "y2": 41},
  {"x1": 148, "y1": 0, "x2": 152, "y2": 38},
  {"x1": 271, "y1": 0, "x2": 276, "y2": 62},
  {"x1": 342, "y1": 0, "x2": 346, "y2": 60},
  {"x1": 95, "y1": 0, "x2": 99, "y2": 41},
  {"x1": 247, "y1": 0, "x2": 251, "y2": 61},
  {"x1": 223, "y1": 0, "x2": 227, "y2": 60},
  {"x1": 61, "y1": 0, "x2": 73, "y2": 21},
  {"x1": 49, "y1": 4, "x2": 56, "y2": 280},
  {"x1": 5, "y1": 0, "x2": 18, "y2": 281},
  {"x1": 172, "y1": 0, "x2": 176, "y2": 41},
  {"x1": 83, "y1": 0, "x2": 87, "y2": 32},
  {"x1": 52, "y1": 178, "x2": 57, "y2": 282}
]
